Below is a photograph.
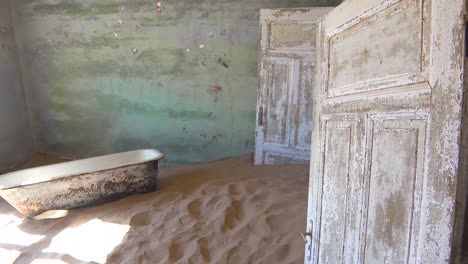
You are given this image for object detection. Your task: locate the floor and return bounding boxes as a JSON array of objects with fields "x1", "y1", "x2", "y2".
[{"x1": 0, "y1": 153, "x2": 309, "y2": 264}]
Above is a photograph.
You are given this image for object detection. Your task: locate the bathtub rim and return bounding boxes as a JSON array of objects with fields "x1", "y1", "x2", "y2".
[{"x1": 0, "y1": 149, "x2": 164, "y2": 190}]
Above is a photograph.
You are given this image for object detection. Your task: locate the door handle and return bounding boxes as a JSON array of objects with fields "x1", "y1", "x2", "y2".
[
  {"x1": 303, "y1": 219, "x2": 314, "y2": 262},
  {"x1": 301, "y1": 231, "x2": 312, "y2": 242}
]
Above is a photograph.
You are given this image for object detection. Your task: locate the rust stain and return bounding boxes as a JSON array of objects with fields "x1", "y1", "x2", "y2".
[
  {"x1": 207, "y1": 85, "x2": 223, "y2": 102},
  {"x1": 213, "y1": 85, "x2": 223, "y2": 92},
  {"x1": 0, "y1": 160, "x2": 160, "y2": 217}
]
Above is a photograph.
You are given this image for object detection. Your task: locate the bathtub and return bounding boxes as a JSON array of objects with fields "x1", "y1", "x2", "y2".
[{"x1": 0, "y1": 149, "x2": 164, "y2": 217}]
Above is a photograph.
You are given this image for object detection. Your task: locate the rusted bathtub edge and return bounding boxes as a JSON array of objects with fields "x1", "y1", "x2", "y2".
[
  {"x1": 0, "y1": 151, "x2": 164, "y2": 218},
  {"x1": 3, "y1": 159, "x2": 159, "y2": 191},
  {"x1": 1, "y1": 161, "x2": 159, "y2": 217},
  {"x1": 0, "y1": 150, "x2": 165, "y2": 191}
]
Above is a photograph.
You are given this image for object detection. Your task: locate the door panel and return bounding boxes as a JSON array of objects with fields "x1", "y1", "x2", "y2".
[
  {"x1": 306, "y1": 0, "x2": 466, "y2": 263},
  {"x1": 255, "y1": 8, "x2": 333, "y2": 165},
  {"x1": 328, "y1": 0, "x2": 424, "y2": 95},
  {"x1": 318, "y1": 118, "x2": 355, "y2": 263},
  {"x1": 364, "y1": 115, "x2": 427, "y2": 264},
  {"x1": 264, "y1": 59, "x2": 293, "y2": 145},
  {"x1": 297, "y1": 63, "x2": 314, "y2": 148},
  {"x1": 314, "y1": 114, "x2": 364, "y2": 264},
  {"x1": 269, "y1": 22, "x2": 317, "y2": 51}
]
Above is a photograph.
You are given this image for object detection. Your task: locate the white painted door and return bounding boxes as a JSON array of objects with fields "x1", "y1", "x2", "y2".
[
  {"x1": 305, "y1": 0, "x2": 466, "y2": 263},
  {"x1": 255, "y1": 8, "x2": 333, "y2": 165}
]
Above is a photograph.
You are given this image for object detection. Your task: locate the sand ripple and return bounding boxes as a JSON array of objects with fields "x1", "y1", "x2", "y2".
[{"x1": 0, "y1": 155, "x2": 308, "y2": 264}]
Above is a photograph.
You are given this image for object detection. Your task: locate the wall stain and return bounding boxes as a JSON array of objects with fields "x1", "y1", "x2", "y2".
[
  {"x1": 202, "y1": 57, "x2": 208, "y2": 67},
  {"x1": 13, "y1": 0, "x2": 338, "y2": 164},
  {"x1": 211, "y1": 133, "x2": 222, "y2": 142},
  {"x1": 207, "y1": 85, "x2": 224, "y2": 102},
  {"x1": 32, "y1": 2, "x2": 154, "y2": 17},
  {"x1": 217, "y1": 56, "x2": 231, "y2": 68}
]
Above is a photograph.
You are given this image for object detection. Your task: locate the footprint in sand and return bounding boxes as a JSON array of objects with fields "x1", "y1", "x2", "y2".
[
  {"x1": 226, "y1": 246, "x2": 242, "y2": 264},
  {"x1": 169, "y1": 242, "x2": 183, "y2": 262},
  {"x1": 221, "y1": 200, "x2": 244, "y2": 233},
  {"x1": 186, "y1": 237, "x2": 211, "y2": 263},
  {"x1": 129, "y1": 212, "x2": 151, "y2": 227},
  {"x1": 228, "y1": 183, "x2": 241, "y2": 195},
  {"x1": 197, "y1": 237, "x2": 211, "y2": 262},
  {"x1": 187, "y1": 200, "x2": 202, "y2": 219}
]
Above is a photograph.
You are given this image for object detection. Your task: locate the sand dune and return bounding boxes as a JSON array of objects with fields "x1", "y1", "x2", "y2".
[{"x1": 0, "y1": 154, "x2": 309, "y2": 264}]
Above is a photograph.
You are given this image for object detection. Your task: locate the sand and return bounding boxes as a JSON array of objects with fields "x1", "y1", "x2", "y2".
[{"x1": 0, "y1": 154, "x2": 309, "y2": 264}]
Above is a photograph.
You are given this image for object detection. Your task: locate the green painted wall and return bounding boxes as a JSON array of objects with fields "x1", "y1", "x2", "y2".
[
  {"x1": 0, "y1": 0, "x2": 33, "y2": 170},
  {"x1": 12, "y1": 0, "x2": 342, "y2": 164}
]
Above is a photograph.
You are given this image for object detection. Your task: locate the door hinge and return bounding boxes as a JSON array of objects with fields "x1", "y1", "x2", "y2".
[{"x1": 258, "y1": 106, "x2": 264, "y2": 126}]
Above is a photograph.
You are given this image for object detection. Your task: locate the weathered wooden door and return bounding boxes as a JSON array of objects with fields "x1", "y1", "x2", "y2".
[
  {"x1": 255, "y1": 8, "x2": 333, "y2": 165},
  {"x1": 305, "y1": 0, "x2": 466, "y2": 263}
]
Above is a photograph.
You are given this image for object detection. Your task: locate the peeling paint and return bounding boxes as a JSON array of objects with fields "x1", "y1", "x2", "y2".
[
  {"x1": 12, "y1": 0, "x2": 340, "y2": 164},
  {"x1": 307, "y1": 0, "x2": 467, "y2": 263},
  {"x1": 0, "y1": 154, "x2": 161, "y2": 217}
]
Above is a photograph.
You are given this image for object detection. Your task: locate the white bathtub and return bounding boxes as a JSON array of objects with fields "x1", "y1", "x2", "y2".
[{"x1": 0, "y1": 149, "x2": 164, "y2": 217}]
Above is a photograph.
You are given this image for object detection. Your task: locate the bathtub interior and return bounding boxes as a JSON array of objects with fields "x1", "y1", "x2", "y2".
[{"x1": 0, "y1": 149, "x2": 164, "y2": 190}]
